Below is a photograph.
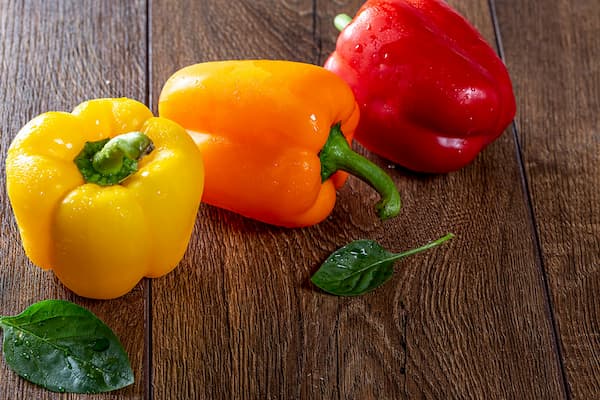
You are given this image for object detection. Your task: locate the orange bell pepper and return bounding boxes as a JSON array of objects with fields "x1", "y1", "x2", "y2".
[{"x1": 159, "y1": 60, "x2": 400, "y2": 227}]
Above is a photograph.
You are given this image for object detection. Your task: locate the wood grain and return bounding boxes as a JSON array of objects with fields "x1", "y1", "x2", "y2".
[
  {"x1": 317, "y1": 1, "x2": 566, "y2": 398},
  {"x1": 149, "y1": 0, "x2": 565, "y2": 399},
  {"x1": 494, "y1": 0, "x2": 600, "y2": 398},
  {"x1": 1, "y1": 0, "x2": 596, "y2": 398},
  {"x1": 150, "y1": 2, "x2": 343, "y2": 399},
  {"x1": 0, "y1": 1, "x2": 147, "y2": 398}
]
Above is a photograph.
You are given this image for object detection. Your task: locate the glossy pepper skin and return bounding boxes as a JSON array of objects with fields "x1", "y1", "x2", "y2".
[
  {"x1": 324, "y1": 0, "x2": 517, "y2": 173},
  {"x1": 6, "y1": 98, "x2": 204, "y2": 299},
  {"x1": 159, "y1": 60, "x2": 401, "y2": 227}
]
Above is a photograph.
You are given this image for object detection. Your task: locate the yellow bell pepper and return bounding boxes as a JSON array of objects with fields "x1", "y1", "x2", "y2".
[{"x1": 6, "y1": 98, "x2": 204, "y2": 299}]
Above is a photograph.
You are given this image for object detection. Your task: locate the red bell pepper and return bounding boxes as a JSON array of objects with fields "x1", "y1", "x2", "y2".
[{"x1": 324, "y1": 0, "x2": 516, "y2": 173}]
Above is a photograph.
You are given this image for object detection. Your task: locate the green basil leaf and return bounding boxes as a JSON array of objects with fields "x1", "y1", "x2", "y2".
[
  {"x1": 311, "y1": 233, "x2": 454, "y2": 296},
  {"x1": 0, "y1": 300, "x2": 134, "y2": 393},
  {"x1": 311, "y1": 240, "x2": 397, "y2": 296}
]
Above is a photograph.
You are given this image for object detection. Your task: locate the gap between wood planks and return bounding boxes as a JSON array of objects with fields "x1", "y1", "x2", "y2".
[{"x1": 488, "y1": 0, "x2": 570, "y2": 398}]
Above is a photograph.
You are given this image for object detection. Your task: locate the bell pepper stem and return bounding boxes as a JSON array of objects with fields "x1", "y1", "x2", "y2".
[
  {"x1": 74, "y1": 132, "x2": 153, "y2": 186},
  {"x1": 320, "y1": 123, "x2": 401, "y2": 220},
  {"x1": 334, "y1": 14, "x2": 352, "y2": 32},
  {"x1": 92, "y1": 132, "x2": 153, "y2": 174}
]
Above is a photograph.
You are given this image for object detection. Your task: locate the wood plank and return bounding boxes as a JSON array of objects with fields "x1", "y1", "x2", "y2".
[
  {"x1": 317, "y1": 0, "x2": 567, "y2": 398},
  {"x1": 493, "y1": 0, "x2": 600, "y2": 398},
  {"x1": 150, "y1": 2, "x2": 334, "y2": 399},
  {"x1": 0, "y1": 1, "x2": 147, "y2": 398}
]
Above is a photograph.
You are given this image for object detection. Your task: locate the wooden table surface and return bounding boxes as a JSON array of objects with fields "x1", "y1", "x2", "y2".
[{"x1": 0, "y1": 0, "x2": 598, "y2": 399}]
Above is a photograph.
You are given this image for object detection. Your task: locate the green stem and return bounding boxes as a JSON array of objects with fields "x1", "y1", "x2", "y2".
[
  {"x1": 74, "y1": 132, "x2": 153, "y2": 186},
  {"x1": 392, "y1": 233, "x2": 455, "y2": 260},
  {"x1": 334, "y1": 13, "x2": 352, "y2": 32},
  {"x1": 92, "y1": 132, "x2": 152, "y2": 174},
  {"x1": 320, "y1": 123, "x2": 401, "y2": 220}
]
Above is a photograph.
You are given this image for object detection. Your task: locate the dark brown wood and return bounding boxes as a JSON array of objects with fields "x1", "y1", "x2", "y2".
[
  {"x1": 150, "y1": 2, "x2": 336, "y2": 399},
  {"x1": 2, "y1": 0, "x2": 597, "y2": 398},
  {"x1": 494, "y1": 0, "x2": 600, "y2": 398},
  {"x1": 149, "y1": 0, "x2": 565, "y2": 399},
  {"x1": 0, "y1": 1, "x2": 148, "y2": 398},
  {"x1": 317, "y1": 1, "x2": 566, "y2": 399}
]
